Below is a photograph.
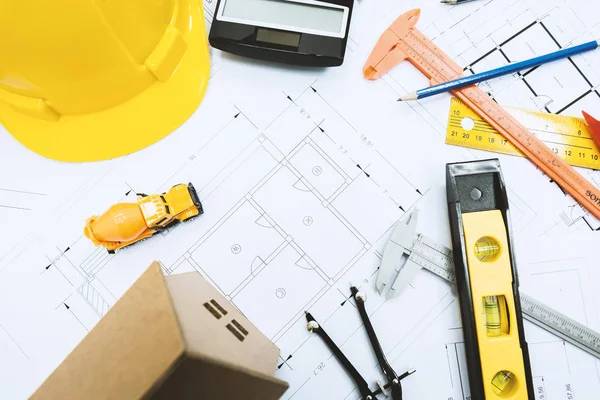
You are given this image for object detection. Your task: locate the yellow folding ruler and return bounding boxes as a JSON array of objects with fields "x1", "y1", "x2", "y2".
[{"x1": 446, "y1": 98, "x2": 600, "y2": 170}]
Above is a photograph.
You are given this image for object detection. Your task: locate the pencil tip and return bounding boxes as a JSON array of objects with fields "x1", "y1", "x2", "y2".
[{"x1": 400, "y1": 92, "x2": 418, "y2": 101}]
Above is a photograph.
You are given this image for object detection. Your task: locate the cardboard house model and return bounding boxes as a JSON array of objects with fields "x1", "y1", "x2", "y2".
[{"x1": 32, "y1": 262, "x2": 289, "y2": 399}]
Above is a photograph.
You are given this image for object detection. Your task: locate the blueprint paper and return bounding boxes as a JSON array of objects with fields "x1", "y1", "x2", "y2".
[
  {"x1": 1, "y1": 0, "x2": 600, "y2": 398},
  {"x1": 518, "y1": 235, "x2": 600, "y2": 399}
]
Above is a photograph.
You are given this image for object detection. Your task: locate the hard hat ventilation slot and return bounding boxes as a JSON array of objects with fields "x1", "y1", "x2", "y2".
[
  {"x1": 145, "y1": 25, "x2": 188, "y2": 82},
  {"x1": 0, "y1": 88, "x2": 59, "y2": 121}
]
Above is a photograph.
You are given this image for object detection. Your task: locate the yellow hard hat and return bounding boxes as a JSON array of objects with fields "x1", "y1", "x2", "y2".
[{"x1": 0, "y1": 0, "x2": 210, "y2": 162}]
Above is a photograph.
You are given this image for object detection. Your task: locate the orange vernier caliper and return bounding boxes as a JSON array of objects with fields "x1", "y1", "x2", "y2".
[{"x1": 364, "y1": 9, "x2": 600, "y2": 220}]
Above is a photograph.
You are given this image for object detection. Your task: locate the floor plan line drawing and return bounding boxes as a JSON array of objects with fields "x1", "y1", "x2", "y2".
[
  {"x1": 62, "y1": 302, "x2": 89, "y2": 333},
  {"x1": 0, "y1": 324, "x2": 28, "y2": 359},
  {"x1": 464, "y1": 17, "x2": 600, "y2": 115},
  {"x1": 0, "y1": 187, "x2": 47, "y2": 214},
  {"x1": 77, "y1": 281, "x2": 111, "y2": 318},
  {"x1": 447, "y1": 342, "x2": 470, "y2": 399},
  {"x1": 163, "y1": 103, "x2": 399, "y2": 343},
  {"x1": 388, "y1": 294, "x2": 457, "y2": 362},
  {"x1": 380, "y1": 73, "x2": 450, "y2": 138},
  {"x1": 44, "y1": 256, "x2": 74, "y2": 288},
  {"x1": 529, "y1": 265, "x2": 591, "y2": 325},
  {"x1": 0, "y1": 188, "x2": 46, "y2": 211},
  {"x1": 0, "y1": 0, "x2": 599, "y2": 398}
]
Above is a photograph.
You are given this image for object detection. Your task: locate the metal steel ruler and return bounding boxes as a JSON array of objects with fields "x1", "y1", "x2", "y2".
[
  {"x1": 409, "y1": 234, "x2": 456, "y2": 283},
  {"x1": 446, "y1": 97, "x2": 600, "y2": 170},
  {"x1": 411, "y1": 235, "x2": 600, "y2": 360},
  {"x1": 363, "y1": 8, "x2": 600, "y2": 219}
]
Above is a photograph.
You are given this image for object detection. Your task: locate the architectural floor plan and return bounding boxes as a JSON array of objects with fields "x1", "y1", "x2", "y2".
[{"x1": 0, "y1": 0, "x2": 599, "y2": 398}]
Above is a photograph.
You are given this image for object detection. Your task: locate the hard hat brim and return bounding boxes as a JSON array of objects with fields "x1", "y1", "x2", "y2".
[{"x1": 0, "y1": 0, "x2": 210, "y2": 163}]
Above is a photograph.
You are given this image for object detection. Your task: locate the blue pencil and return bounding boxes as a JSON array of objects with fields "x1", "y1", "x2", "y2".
[{"x1": 399, "y1": 40, "x2": 599, "y2": 101}]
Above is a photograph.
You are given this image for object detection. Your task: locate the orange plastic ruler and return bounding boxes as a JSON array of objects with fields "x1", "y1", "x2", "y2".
[{"x1": 363, "y1": 9, "x2": 600, "y2": 219}]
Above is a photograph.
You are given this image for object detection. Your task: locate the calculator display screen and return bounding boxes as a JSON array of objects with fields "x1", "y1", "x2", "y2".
[
  {"x1": 220, "y1": 0, "x2": 347, "y2": 37},
  {"x1": 256, "y1": 28, "x2": 301, "y2": 47}
]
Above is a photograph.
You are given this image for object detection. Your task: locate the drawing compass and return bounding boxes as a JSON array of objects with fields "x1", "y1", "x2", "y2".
[{"x1": 306, "y1": 286, "x2": 415, "y2": 399}]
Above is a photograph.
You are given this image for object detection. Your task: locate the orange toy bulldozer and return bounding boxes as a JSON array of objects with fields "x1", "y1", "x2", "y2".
[{"x1": 84, "y1": 183, "x2": 203, "y2": 253}]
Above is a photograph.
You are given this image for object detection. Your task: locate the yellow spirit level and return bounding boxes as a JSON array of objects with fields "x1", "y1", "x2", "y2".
[{"x1": 447, "y1": 159, "x2": 534, "y2": 399}]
